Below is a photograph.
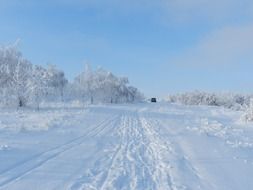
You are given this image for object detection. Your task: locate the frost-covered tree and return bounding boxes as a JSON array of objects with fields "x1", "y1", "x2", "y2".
[
  {"x1": 74, "y1": 64, "x2": 97, "y2": 104},
  {"x1": 28, "y1": 65, "x2": 50, "y2": 110},
  {"x1": 12, "y1": 60, "x2": 33, "y2": 107},
  {"x1": 100, "y1": 71, "x2": 121, "y2": 103},
  {"x1": 0, "y1": 45, "x2": 16, "y2": 106},
  {"x1": 73, "y1": 64, "x2": 144, "y2": 104},
  {"x1": 46, "y1": 65, "x2": 68, "y2": 101},
  {"x1": 127, "y1": 86, "x2": 143, "y2": 102},
  {"x1": 0, "y1": 44, "x2": 32, "y2": 107}
]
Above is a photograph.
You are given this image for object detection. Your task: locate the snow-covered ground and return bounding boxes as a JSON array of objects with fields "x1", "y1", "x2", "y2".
[{"x1": 0, "y1": 103, "x2": 253, "y2": 190}]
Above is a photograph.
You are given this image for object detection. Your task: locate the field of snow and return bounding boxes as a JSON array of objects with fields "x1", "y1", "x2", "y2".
[{"x1": 0, "y1": 103, "x2": 253, "y2": 190}]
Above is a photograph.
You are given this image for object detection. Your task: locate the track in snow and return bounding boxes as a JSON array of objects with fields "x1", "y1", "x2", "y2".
[
  {"x1": 0, "y1": 115, "x2": 120, "y2": 190},
  {"x1": 69, "y1": 113, "x2": 182, "y2": 190},
  {"x1": 1, "y1": 104, "x2": 253, "y2": 190}
]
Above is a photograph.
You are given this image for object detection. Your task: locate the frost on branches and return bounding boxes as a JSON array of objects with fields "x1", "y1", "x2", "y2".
[
  {"x1": 0, "y1": 43, "x2": 143, "y2": 109},
  {"x1": 0, "y1": 44, "x2": 32, "y2": 107},
  {"x1": 73, "y1": 65, "x2": 143, "y2": 104}
]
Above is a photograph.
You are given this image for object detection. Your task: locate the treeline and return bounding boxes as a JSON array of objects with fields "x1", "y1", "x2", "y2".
[
  {"x1": 167, "y1": 91, "x2": 252, "y2": 111},
  {"x1": 0, "y1": 44, "x2": 144, "y2": 108},
  {"x1": 167, "y1": 91, "x2": 253, "y2": 122}
]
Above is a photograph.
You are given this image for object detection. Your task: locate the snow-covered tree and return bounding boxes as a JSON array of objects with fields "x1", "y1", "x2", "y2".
[
  {"x1": 74, "y1": 64, "x2": 97, "y2": 104},
  {"x1": 12, "y1": 60, "x2": 33, "y2": 107},
  {"x1": 46, "y1": 65, "x2": 68, "y2": 101},
  {"x1": 0, "y1": 44, "x2": 32, "y2": 107},
  {"x1": 73, "y1": 64, "x2": 143, "y2": 104},
  {"x1": 28, "y1": 65, "x2": 50, "y2": 110}
]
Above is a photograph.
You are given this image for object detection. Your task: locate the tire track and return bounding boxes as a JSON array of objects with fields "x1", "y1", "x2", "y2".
[
  {"x1": 138, "y1": 117, "x2": 176, "y2": 190},
  {"x1": 147, "y1": 118, "x2": 212, "y2": 190},
  {"x1": 52, "y1": 115, "x2": 123, "y2": 190},
  {"x1": 70, "y1": 113, "x2": 178, "y2": 190},
  {"x1": 69, "y1": 115, "x2": 128, "y2": 190}
]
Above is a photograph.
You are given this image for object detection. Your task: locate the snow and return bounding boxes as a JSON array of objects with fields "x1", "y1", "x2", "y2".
[{"x1": 1, "y1": 103, "x2": 253, "y2": 189}]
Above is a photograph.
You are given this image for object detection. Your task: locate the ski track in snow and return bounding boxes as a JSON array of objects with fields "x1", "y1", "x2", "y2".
[
  {"x1": 1, "y1": 104, "x2": 253, "y2": 190},
  {"x1": 0, "y1": 115, "x2": 120, "y2": 190}
]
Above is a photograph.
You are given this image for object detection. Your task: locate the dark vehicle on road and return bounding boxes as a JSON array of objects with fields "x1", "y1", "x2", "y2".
[{"x1": 151, "y1": 98, "x2": 157, "y2": 103}]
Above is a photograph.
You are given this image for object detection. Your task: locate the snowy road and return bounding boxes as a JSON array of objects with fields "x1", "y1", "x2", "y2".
[{"x1": 1, "y1": 103, "x2": 253, "y2": 190}]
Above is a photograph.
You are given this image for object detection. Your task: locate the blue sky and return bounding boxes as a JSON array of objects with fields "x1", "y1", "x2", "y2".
[{"x1": 1, "y1": 0, "x2": 253, "y2": 97}]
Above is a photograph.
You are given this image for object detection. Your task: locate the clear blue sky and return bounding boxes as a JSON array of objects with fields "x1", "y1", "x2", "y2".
[{"x1": 1, "y1": 0, "x2": 253, "y2": 97}]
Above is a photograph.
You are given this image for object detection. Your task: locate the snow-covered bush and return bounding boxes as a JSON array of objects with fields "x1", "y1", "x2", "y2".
[{"x1": 243, "y1": 99, "x2": 253, "y2": 122}]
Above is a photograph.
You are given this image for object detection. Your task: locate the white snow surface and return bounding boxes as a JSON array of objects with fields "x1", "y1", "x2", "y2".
[{"x1": 0, "y1": 103, "x2": 253, "y2": 190}]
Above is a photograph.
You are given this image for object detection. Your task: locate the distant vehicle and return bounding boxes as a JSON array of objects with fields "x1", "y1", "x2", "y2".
[{"x1": 151, "y1": 98, "x2": 157, "y2": 103}]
